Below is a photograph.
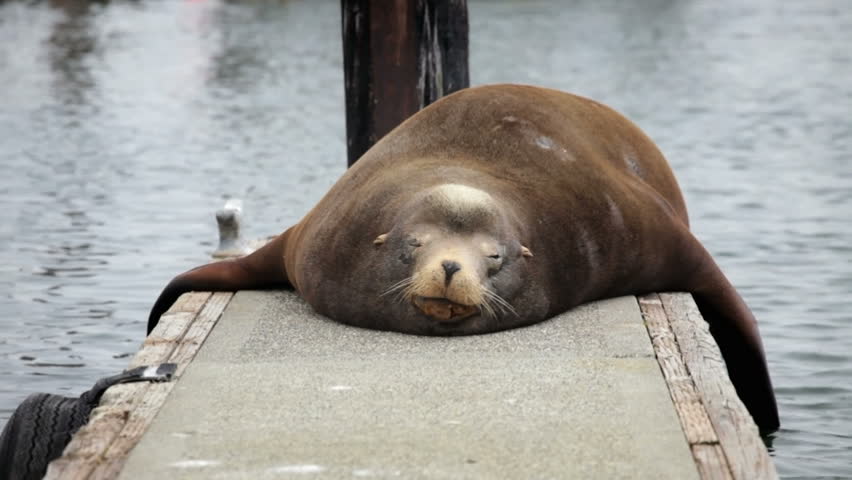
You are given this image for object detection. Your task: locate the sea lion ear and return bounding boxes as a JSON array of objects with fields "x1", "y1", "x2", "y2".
[
  {"x1": 374, "y1": 233, "x2": 389, "y2": 246},
  {"x1": 521, "y1": 246, "x2": 533, "y2": 258}
]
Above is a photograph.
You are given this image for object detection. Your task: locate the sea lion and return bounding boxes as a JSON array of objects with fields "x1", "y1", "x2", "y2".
[{"x1": 148, "y1": 84, "x2": 779, "y2": 432}]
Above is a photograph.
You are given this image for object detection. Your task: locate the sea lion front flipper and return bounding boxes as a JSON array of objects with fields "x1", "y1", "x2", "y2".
[
  {"x1": 146, "y1": 227, "x2": 295, "y2": 334},
  {"x1": 681, "y1": 240, "x2": 781, "y2": 433}
]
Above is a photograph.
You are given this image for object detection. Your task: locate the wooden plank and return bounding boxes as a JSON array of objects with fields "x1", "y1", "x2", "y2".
[
  {"x1": 692, "y1": 444, "x2": 734, "y2": 480},
  {"x1": 43, "y1": 301, "x2": 201, "y2": 480},
  {"x1": 639, "y1": 294, "x2": 724, "y2": 451},
  {"x1": 86, "y1": 292, "x2": 233, "y2": 480},
  {"x1": 167, "y1": 291, "x2": 211, "y2": 314},
  {"x1": 169, "y1": 293, "x2": 234, "y2": 376},
  {"x1": 128, "y1": 311, "x2": 195, "y2": 368},
  {"x1": 44, "y1": 291, "x2": 232, "y2": 480},
  {"x1": 86, "y1": 383, "x2": 176, "y2": 480},
  {"x1": 658, "y1": 293, "x2": 777, "y2": 480},
  {"x1": 341, "y1": 0, "x2": 469, "y2": 165}
]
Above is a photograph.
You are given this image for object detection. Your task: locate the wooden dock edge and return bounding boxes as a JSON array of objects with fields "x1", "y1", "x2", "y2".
[
  {"x1": 44, "y1": 291, "x2": 234, "y2": 480},
  {"x1": 638, "y1": 293, "x2": 778, "y2": 480}
]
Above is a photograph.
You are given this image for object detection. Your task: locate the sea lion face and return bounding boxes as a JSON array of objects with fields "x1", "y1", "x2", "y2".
[{"x1": 374, "y1": 184, "x2": 533, "y2": 335}]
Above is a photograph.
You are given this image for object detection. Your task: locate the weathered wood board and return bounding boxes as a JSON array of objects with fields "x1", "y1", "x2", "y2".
[
  {"x1": 638, "y1": 293, "x2": 778, "y2": 480},
  {"x1": 44, "y1": 292, "x2": 233, "y2": 480}
]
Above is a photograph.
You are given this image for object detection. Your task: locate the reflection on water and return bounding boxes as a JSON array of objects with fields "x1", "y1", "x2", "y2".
[
  {"x1": 47, "y1": 0, "x2": 103, "y2": 107},
  {"x1": 0, "y1": 0, "x2": 850, "y2": 476}
]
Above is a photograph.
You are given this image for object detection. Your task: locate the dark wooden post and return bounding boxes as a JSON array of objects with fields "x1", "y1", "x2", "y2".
[{"x1": 341, "y1": 0, "x2": 469, "y2": 166}]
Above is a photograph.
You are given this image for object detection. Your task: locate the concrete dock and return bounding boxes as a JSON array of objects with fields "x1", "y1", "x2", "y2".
[{"x1": 46, "y1": 290, "x2": 776, "y2": 479}]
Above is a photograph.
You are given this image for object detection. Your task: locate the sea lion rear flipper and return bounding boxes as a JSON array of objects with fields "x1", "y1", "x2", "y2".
[
  {"x1": 147, "y1": 228, "x2": 295, "y2": 334},
  {"x1": 684, "y1": 245, "x2": 781, "y2": 433}
]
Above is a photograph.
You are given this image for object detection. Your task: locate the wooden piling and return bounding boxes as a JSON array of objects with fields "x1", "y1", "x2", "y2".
[{"x1": 341, "y1": 0, "x2": 470, "y2": 166}]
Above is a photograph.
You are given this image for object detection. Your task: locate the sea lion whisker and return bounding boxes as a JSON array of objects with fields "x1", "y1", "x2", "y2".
[
  {"x1": 391, "y1": 289, "x2": 405, "y2": 305},
  {"x1": 484, "y1": 289, "x2": 511, "y2": 308},
  {"x1": 391, "y1": 285, "x2": 410, "y2": 305},
  {"x1": 476, "y1": 297, "x2": 496, "y2": 318},
  {"x1": 482, "y1": 288, "x2": 517, "y2": 317},
  {"x1": 400, "y1": 286, "x2": 417, "y2": 304},
  {"x1": 477, "y1": 289, "x2": 502, "y2": 319},
  {"x1": 399, "y1": 279, "x2": 424, "y2": 304},
  {"x1": 496, "y1": 299, "x2": 518, "y2": 317},
  {"x1": 381, "y1": 277, "x2": 414, "y2": 297},
  {"x1": 478, "y1": 297, "x2": 497, "y2": 319},
  {"x1": 387, "y1": 276, "x2": 414, "y2": 292}
]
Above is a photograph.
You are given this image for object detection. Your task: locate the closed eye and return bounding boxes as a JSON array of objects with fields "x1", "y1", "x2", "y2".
[{"x1": 488, "y1": 254, "x2": 501, "y2": 259}]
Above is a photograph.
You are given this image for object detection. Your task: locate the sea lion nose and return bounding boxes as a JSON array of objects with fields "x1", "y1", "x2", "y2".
[{"x1": 442, "y1": 260, "x2": 461, "y2": 284}]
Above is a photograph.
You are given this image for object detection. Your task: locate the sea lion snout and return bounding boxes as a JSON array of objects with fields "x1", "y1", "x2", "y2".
[{"x1": 410, "y1": 255, "x2": 486, "y2": 323}]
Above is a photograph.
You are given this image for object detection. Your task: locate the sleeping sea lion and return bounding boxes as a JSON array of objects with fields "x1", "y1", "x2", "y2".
[{"x1": 148, "y1": 84, "x2": 779, "y2": 432}]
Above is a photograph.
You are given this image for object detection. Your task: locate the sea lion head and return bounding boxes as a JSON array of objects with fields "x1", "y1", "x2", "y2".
[{"x1": 374, "y1": 183, "x2": 534, "y2": 335}]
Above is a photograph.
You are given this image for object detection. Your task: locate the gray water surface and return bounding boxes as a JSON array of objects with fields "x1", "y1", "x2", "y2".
[{"x1": 1, "y1": 0, "x2": 850, "y2": 477}]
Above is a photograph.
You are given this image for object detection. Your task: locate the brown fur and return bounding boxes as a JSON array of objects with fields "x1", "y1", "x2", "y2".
[{"x1": 148, "y1": 84, "x2": 778, "y2": 431}]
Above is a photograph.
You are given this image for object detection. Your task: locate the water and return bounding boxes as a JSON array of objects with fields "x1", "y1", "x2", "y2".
[{"x1": 1, "y1": 0, "x2": 850, "y2": 477}]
